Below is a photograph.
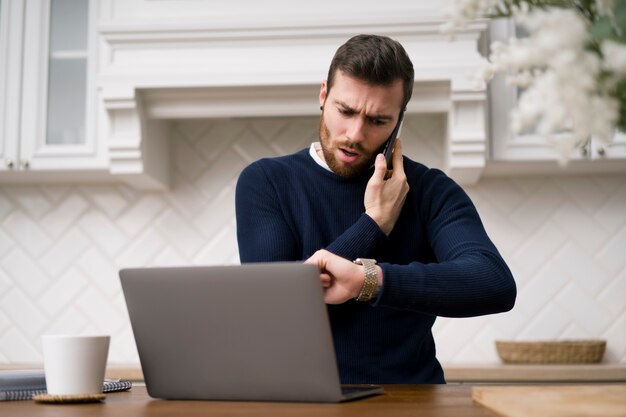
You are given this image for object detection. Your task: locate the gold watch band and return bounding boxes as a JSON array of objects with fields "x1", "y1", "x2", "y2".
[{"x1": 353, "y1": 258, "x2": 378, "y2": 302}]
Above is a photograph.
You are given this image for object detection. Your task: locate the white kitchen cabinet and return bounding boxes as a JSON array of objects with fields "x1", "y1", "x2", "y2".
[
  {"x1": 488, "y1": 19, "x2": 626, "y2": 166},
  {"x1": 0, "y1": 0, "x2": 21, "y2": 171},
  {"x1": 0, "y1": 0, "x2": 107, "y2": 176}
]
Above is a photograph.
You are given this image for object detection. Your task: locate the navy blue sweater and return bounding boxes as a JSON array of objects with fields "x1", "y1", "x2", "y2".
[{"x1": 235, "y1": 148, "x2": 516, "y2": 384}]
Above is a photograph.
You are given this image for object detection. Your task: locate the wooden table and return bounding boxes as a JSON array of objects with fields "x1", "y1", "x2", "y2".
[{"x1": 1, "y1": 384, "x2": 496, "y2": 417}]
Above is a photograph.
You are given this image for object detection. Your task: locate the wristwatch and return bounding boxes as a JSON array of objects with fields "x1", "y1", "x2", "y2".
[{"x1": 353, "y1": 258, "x2": 379, "y2": 302}]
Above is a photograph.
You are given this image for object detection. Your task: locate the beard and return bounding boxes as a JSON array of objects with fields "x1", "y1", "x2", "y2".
[{"x1": 318, "y1": 116, "x2": 377, "y2": 178}]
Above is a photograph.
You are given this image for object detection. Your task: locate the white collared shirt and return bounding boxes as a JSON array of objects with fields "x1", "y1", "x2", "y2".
[{"x1": 309, "y1": 142, "x2": 332, "y2": 172}]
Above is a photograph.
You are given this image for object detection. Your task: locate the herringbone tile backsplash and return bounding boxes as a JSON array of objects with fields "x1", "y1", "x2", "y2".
[{"x1": 0, "y1": 114, "x2": 624, "y2": 365}]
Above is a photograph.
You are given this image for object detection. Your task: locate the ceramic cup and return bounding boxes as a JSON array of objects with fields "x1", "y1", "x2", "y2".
[{"x1": 42, "y1": 334, "x2": 110, "y2": 396}]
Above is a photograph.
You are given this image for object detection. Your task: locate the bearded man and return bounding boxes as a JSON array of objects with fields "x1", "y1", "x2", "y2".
[{"x1": 235, "y1": 34, "x2": 516, "y2": 384}]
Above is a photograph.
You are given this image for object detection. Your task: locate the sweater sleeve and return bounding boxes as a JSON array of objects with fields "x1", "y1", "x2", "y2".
[
  {"x1": 236, "y1": 162, "x2": 300, "y2": 262},
  {"x1": 324, "y1": 213, "x2": 388, "y2": 260},
  {"x1": 375, "y1": 169, "x2": 516, "y2": 318}
]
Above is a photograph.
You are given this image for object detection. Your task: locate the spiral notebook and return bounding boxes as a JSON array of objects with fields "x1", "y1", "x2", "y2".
[{"x1": 0, "y1": 370, "x2": 132, "y2": 401}]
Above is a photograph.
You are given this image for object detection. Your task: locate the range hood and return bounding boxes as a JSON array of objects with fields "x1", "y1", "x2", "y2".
[{"x1": 97, "y1": 12, "x2": 488, "y2": 189}]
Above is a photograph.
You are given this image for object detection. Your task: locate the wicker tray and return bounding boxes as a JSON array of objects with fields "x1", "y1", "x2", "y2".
[{"x1": 496, "y1": 340, "x2": 606, "y2": 364}]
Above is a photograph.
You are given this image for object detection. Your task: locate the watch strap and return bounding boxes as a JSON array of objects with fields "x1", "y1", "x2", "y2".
[{"x1": 353, "y1": 258, "x2": 378, "y2": 302}]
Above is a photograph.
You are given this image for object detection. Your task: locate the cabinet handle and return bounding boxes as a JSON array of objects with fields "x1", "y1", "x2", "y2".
[
  {"x1": 5, "y1": 159, "x2": 14, "y2": 169},
  {"x1": 597, "y1": 147, "x2": 606, "y2": 157},
  {"x1": 20, "y1": 160, "x2": 30, "y2": 170}
]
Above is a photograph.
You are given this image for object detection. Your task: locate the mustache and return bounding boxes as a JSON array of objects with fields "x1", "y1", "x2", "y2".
[{"x1": 336, "y1": 141, "x2": 367, "y2": 153}]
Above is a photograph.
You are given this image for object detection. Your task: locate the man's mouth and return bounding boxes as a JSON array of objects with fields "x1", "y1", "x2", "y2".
[{"x1": 339, "y1": 148, "x2": 361, "y2": 162}]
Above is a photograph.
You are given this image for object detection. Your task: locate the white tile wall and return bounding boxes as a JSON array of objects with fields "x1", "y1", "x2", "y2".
[{"x1": 0, "y1": 114, "x2": 625, "y2": 366}]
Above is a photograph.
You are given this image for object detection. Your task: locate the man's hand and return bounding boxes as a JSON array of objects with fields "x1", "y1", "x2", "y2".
[
  {"x1": 364, "y1": 138, "x2": 409, "y2": 235},
  {"x1": 305, "y1": 249, "x2": 382, "y2": 304}
]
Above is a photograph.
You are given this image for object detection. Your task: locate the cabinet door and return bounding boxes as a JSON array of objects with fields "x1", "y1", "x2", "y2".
[
  {"x1": 0, "y1": 0, "x2": 23, "y2": 172},
  {"x1": 19, "y1": 0, "x2": 106, "y2": 171}
]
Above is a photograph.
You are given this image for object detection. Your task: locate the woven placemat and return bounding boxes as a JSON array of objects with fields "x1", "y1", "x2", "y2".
[{"x1": 33, "y1": 393, "x2": 106, "y2": 404}]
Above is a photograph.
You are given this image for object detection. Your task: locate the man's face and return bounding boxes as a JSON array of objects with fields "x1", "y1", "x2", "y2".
[{"x1": 318, "y1": 70, "x2": 404, "y2": 178}]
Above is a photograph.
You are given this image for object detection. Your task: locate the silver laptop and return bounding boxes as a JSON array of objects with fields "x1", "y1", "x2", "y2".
[{"x1": 119, "y1": 263, "x2": 383, "y2": 402}]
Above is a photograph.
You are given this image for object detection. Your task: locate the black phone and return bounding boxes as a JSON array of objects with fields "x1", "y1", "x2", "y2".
[{"x1": 382, "y1": 112, "x2": 404, "y2": 170}]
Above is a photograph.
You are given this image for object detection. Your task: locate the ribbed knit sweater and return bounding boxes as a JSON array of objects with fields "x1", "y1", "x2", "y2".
[{"x1": 235, "y1": 148, "x2": 516, "y2": 384}]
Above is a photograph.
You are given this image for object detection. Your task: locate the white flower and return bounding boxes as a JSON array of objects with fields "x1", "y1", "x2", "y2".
[
  {"x1": 475, "y1": 6, "x2": 618, "y2": 158},
  {"x1": 514, "y1": 8, "x2": 589, "y2": 65},
  {"x1": 546, "y1": 134, "x2": 584, "y2": 166},
  {"x1": 440, "y1": 0, "x2": 499, "y2": 36},
  {"x1": 443, "y1": 1, "x2": 622, "y2": 161},
  {"x1": 596, "y1": 0, "x2": 616, "y2": 16},
  {"x1": 601, "y1": 39, "x2": 626, "y2": 74},
  {"x1": 506, "y1": 70, "x2": 534, "y2": 88}
]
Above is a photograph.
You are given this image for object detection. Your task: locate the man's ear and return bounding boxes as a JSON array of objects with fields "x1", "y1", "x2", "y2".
[{"x1": 319, "y1": 81, "x2": 328, "y2": 108}]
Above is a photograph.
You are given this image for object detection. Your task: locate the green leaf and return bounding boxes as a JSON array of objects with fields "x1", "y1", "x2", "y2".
[
  {"x1": 613, "y1": 1, "x2": 626, "y2": 34},
  {"x1": 592, "y1": 18, "x2": 613, "y2": 40}
]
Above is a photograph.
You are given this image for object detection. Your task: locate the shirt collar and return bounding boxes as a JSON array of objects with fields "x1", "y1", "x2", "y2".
[{"x1": 309, "y1": 142, "x2": 332, "y2": 172}]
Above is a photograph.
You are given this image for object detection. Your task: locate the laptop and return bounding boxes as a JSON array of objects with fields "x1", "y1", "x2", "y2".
[{"x1": 119, "y1": 263, "x2": 383, "y2": 402}]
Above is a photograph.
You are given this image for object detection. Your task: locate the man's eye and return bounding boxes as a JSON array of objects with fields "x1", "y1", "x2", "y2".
[
  {"x1": 339, "y1": 108, "x2": 354, "y2": 116},
  {"x1": 370, "y1": 119, "x2": 386, "y2": 126}
]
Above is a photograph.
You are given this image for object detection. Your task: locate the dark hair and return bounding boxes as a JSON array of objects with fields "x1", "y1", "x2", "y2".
[{"x1": 326, "y1": 34, "x2": 414, "y2": 109}]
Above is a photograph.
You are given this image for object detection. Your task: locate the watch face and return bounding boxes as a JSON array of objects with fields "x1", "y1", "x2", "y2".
[{"x1": 354, "y1": 258, "x2": 376, "y2": 265}]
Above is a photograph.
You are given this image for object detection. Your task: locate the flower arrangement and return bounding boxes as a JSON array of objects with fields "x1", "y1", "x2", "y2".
[{"x1": 442, "y1": 0, "x2": 626, "y2": 161}]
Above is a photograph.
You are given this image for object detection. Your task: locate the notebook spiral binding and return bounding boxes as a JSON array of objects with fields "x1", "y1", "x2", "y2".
[{"x1": 0, "y1": 380, "x2": 132, "y2": 401}]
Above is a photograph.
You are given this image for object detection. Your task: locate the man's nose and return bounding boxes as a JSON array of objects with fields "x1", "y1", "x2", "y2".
[{"x1": 346, "y1": 118, "x2": 367, "y2": 143}]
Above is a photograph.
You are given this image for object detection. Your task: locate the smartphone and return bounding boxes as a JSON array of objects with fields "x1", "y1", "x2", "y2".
[{"x1": 382, "y1": 112, "x2": 404, "y2": 170}]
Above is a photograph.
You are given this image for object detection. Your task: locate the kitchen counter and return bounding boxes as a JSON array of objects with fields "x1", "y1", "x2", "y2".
[
  {"x1": 104, "y1": 364, "x2": 626, "y2": 383},
  {"x1": 3, "y1": 364, "x2": 626, "y2": 383},
  {"x1": 444, "y1": 364, "x2": 626, "y2": 383}
]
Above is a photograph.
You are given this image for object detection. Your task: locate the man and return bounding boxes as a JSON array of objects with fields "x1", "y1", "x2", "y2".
[{"x1": 235, "y1": 34, "x2": 516, "y2": 384}]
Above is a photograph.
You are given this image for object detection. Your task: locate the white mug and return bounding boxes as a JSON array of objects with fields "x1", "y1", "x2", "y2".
[{"x1": 42, "y1": 335, "x2": 110, "y2": 396}]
